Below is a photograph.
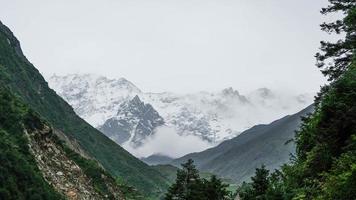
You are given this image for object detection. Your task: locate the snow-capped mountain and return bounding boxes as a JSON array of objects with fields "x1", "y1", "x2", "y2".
[
  {"x1": 48, "y1": 74, "x2": 314, "y2": 152},
  {"x1": 49, "y1": 74, "x2": 141, "y2": 127},
  {"x1": 98, "y1": 95, "x2": 164, "y2": 147}
]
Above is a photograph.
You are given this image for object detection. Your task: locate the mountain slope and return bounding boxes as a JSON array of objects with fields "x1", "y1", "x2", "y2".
[
  {"x1": 0, "y1": 87, "x2": 125, "y2": 199},
  {"x1": 0, "y1": 21, "x2": 170, "y2": 197},
  {"x1": 142, "y1": 154, "x2": 174, "y2": 166},
  {"x1": 171, "y1": 105, "x2": 314, "y2": 183},
  {"x1": 0, "y1": 88, "x2": 63, "y2": 199}
]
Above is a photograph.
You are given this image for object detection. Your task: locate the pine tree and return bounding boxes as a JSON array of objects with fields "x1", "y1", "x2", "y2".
[
  {"x1": 315, "y1": 0, "x2": 356, "y2": 81},
  {"x1": 237, "y1": 165, "x2": 270, "y2": 200},
  {"x1": 251, "y1": 165, "x2": 270, "y2": 199},
  {"x1": 165, "y1": 159, "x2": 232, "y2": 200},
  {"x1": 164, "y1": 159, "x2": 204, "y2": 200},
  {"x1": 204, "y1": 175, "x2": 230, "y2": 200}
]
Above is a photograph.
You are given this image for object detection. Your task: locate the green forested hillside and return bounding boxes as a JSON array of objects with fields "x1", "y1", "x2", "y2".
[
  {"x1": 0, "y1": 87, "x2": 127, "y2": 199},
  {"x1": 0, "y1": 87, "x2": 63, "y2": 199},
  {"x1": 237, "y1": 1, "x2": 356, "y2": 199},
  {"x1": 0, "y1": 21, "x2": 170, "y2": 198}
]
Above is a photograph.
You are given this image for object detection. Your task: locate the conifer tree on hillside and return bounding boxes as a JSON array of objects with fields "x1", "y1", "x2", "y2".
[
  {"x1": 204, "y1": 175, "x2": 230, "y2": 200},
  {"x1": 164, "y1": 159, "x2": 205, "y2": 200},
  {"x1": 164, "y1": 159, "x2": 232, "y2": 200},
  {"x1": 250, "y1": 165, "x2": 269, "y2": 198},
  {"x1": 316, "y1": 0, "x2": 356, "y2": 81},
  {"x1": 237, "y1": 166, "x2": 271, "y2": 200}
]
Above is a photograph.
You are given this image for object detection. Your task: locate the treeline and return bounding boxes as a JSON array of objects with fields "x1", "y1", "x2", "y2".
[
  {"x1": 164, "y1": 159, "x2": 235, "y2": 200},
  {"x1": 237, "y1": 0, "x2": 356, "y2": 199}
]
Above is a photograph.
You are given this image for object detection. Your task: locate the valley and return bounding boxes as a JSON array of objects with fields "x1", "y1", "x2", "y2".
[{"x1": 1, "y1": 0, "x2": 354, "y2": 199}]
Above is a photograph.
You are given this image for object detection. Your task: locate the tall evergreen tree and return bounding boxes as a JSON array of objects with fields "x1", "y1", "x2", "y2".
[
  {"x1": 251, "y1": 165, "x2": 269, "y2": 198},
  {"x1": 164, "y1": 159, "x2": 205, "y2": 200},
  {"x1": 315, "y1": 0, "x2": 356, "y2": 80},
  {"x1": 237, "y1": 165, "x2": 270, "y2": 200},
  {"x1": 204, "y1": 175, "x2": 230, "y2": 200},
  {"x1": 165, "y1": 159, "x2": 232, "y2": 200}
]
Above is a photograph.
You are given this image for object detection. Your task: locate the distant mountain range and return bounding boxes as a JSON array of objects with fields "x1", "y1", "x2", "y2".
[
  {"x1": 49, "y1": 74, "x2": 313, "y2": 152},
  {"x1": 170, "y1": 105, "x2": 314, "y2": 183}
]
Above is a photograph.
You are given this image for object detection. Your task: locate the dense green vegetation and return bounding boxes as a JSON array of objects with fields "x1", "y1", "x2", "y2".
[
  {"x1": 237, "y1": 1, "x2": 356, "y2": 199},
  {"x1": 0, "y1": 21, "x2": 170, "y2": 198},
  {"x1": 152, "y1": 164, "x2": 180, "y2": 183},
  {"x1": 164, "y1": 159, "x2": 234, "y2": 200},
  {"x1": 0, "y1": 87, "x2": 64, "y2": 200},
  {"x1": 115, "y1": 177, "x2": 146, "y2": 200}
]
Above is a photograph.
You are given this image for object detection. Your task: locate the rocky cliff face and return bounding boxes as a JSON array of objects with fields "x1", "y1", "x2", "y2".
[
  {"x1": 25, "y1": 122, "x2": 124, "y2": 200},
  {"x1": 99, "y1": 95, "x2": 164, "y2": 147}
]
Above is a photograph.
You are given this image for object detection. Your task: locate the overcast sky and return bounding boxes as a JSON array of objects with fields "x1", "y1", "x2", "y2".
[{"x1": 1, "y1": 0, "x2": 334, "y2": 93}]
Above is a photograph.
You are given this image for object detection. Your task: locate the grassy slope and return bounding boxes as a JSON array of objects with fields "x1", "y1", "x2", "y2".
[{"x1": 0, "y1": 21, "x2": 169, "y2": 197}]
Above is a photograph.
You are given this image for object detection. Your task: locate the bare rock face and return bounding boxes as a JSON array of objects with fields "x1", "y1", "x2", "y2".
[
  {"x1": 25, "y1": 124, "x2": 124, "y2": 200},
  {"x1": 99, "y1": 95, "x2": 164, "y2": 148}
]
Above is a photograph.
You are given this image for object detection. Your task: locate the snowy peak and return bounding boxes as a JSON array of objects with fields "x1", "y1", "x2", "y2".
[
  {"x1": 221, "y1": 87, "x2": 240, "y2": 97},
  {"x1": 47, "y1": 74, "x2": 314, "y2": 155},
  {"x1": 220, "y1": 87, "x2": 249, "y2": 103},
  {"x1": 50, "y1": 74, "x2": 141, "y2": 94},
  {"x1": 119, "y1": 95, "x2": 146, "y2": 115},
  {"x1": 99, "y1": 95, "x2": 164, "y2": 147},
  {"x1": 256, "y1": 87, "x2": 274, "y2": 98},
  {"x1": 48, "y1": 74, "x2": 142, "y2": 126}
]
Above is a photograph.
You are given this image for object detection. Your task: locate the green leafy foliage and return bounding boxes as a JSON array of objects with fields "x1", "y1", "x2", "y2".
[
  {"x1": 116, "y1": 177, "x2": 146, "y2": 200},
  {"x1": 251, "y1": 165, "x2": 270, "y2": 198},
  {"x1": 164, "y1": 159, "x2": 232, "y2": 200},
  {"x1": 237, "y1": 167, "x2": 303, "y2": 200},
  {"x1": 0, "y1": 87, "x2": 64, "y2": 200}
]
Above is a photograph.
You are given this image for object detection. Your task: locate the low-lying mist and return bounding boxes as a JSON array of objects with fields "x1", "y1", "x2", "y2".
[{"x1": 123, "y1": 126, "x2": 213, "y2": 158}]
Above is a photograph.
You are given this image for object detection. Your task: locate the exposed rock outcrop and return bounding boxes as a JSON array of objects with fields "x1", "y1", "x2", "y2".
[
  {"x1": 25, "y1": 124, "x2": 124, "y2": 200},
  {"x1": 99, "y1": 95, "x2": 164, "y2": 147}
]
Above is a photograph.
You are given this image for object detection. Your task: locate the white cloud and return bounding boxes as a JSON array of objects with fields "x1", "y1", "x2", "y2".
[
  {"x1": 123, "y1": 126, "x2": 213, "y2": 158},
  {"x1": 0, "y1": 0, "x2": 330, "y2": 94}
]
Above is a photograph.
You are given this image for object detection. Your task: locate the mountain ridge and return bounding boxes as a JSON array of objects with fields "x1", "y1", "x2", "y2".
[
  {"x1": 170, "y1": 105, "x2": 314, "y2": 183},
  {"x1": 0, "y1": 20, "x2": 170, "y2": 198}
]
